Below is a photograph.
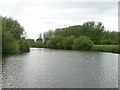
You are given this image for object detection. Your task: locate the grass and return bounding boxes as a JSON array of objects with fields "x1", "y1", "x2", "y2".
[{"x1": 91, "y1": 45, "x2": 120, "y2": 53}]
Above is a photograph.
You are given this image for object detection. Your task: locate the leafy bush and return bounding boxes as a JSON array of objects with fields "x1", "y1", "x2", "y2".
[
  {"x1": 62, "y1": 36, "x2": 75, "y2": 50},
  {"x1": 72, "y1": 36, "x2": 94, "y2": 50},
  {"x1": 56, "y1": 42, "x2": 64, "y2": 49},
  {"x1": 47, "y1": 36, "x2": 63, "y2": 49},
  {"x1": 92, "y1": 45, "x2": 120, "y2": 53},
  {"x1": 10, "y1": 41, "x2": 20, "y2": 54},
  {"x1": 19, "y1": 40, "x2": 30, "y2": 53},
  {"x1": 34, "y1": 41, "x2": 43, "y2": 48},
  {"x1": 2, "y1": 17, "x2": 30, "y2": 54},
  {"x1": 2, "y1": 31, "x2": 20, "y2": 54},
  {"x1": 103, "y1": 40, "x2": 113, "y2": 45}
]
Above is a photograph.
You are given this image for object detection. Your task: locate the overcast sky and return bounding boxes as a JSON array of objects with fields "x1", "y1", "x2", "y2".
[{"x1": 0, "y1": 0, "x2": 119, "y2": 39}]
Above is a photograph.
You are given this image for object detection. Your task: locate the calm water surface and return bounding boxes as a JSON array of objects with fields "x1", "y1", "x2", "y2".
[{"x1": 2, "y1": 48, "x2": 118, "y2": 88}]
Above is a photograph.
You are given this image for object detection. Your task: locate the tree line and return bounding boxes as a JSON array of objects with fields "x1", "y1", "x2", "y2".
[
  {"x1": 43, "y1": 21, "x2": 119, "y2": 45},
  {"x1": 43, "y1": 21, "x2": 119, "y2": 52},
  {"x1": 2, "y1": 16, "x2": 119, "y2": 54}
]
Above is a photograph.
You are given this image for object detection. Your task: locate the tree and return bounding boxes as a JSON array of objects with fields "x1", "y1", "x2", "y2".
[
  {"x1": 34, "y1": 41, "x2": 44, "y2": 48},
  {"x1": 2, "y1": 17, "x2": 30, "y2": 54},
  {"x1": 2, "y1": 17, "x2": 24, "y2": 39},
  {"x1": 62, "y1": 35, "x2": 75, "y2": 50},
  {"x1": 82, "y1": 22, "x2": 104, "y2": 44},
  {"x1": 72, "y1": 36, "x2": 94, "y2": 50},
  {"x1": 2, "y1": 31, "x2": 20, "y2": 54},
  {"x1": 103, "y1": 31, "x2": 118, "y2": 45},
  {"x1": 19, "y1": 39, "x2": 30, "y2": 53},
  {"x1": 44, "y1": 21, "x2": 118, "y2": 50},
  {"x1": 45, "y1": 21, "x2": 105, "y2": 45},
  {"x1": 47, "y1": 36, "x2": 63, "y2": 49},
  {"x1": 43, "y1": 30, "x2": 54, "y2": 44},
  {"x1": 26, "y1": 39, "x2": 36, "y2": 47},
  {"x1": 37, "y1": 33, "x2": 42, "y2": 41}
]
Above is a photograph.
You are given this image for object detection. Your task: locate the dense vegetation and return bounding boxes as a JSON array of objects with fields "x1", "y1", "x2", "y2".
[
  {"x1": 26, "y1": 33, "x2": 44, "y2": 48},
  {"x1": 2, "y1": 16, "x2": 30, "y2": 54},
  {"x1": 92, "y1": 45, "x2": 119, "y2": 53},
  {"x1": 43, "y1": 21, "x2": 120, "y2": 53},
  {"x1": 72, "y1": 36, "x2": 94, "y2": 50},
  {"x1": 2, "y1": 17, "x2": 119, "y2": 54}
]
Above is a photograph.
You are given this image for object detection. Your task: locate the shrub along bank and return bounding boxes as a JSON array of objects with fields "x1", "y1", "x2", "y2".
[
  {"x1": 92, "y1": 45, "x2": 120, "y2": 53},
  {"x1": 46, "y1": 35, "x2": 119, "y2": 53},
  {"x1": 43, "y1": 21, "x2": 119, "y2": 54},
  {"x1": 46, "y1": 35, "x2": 94, "y2": 51}
]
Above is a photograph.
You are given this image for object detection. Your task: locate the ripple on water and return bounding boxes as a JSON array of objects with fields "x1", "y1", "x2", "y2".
[{"x1": 2, "y1": 48, "x2": 118, "y2": 88}]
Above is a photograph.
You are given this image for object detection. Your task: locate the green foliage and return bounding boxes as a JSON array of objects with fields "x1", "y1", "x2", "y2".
[
  {"x1": 92, "y1": 45, "x2": 119, "y2": 53},
  {"x1": 26, "y1": 39, "x2": 36, "y2": 47},
  {"x1": 54, "y1": 25, "x2": 82, "y2": 37},
  {"x1": 43, "y1": 30, "x2": 54, "y2": 44},
  {"x1": 34, "y1": 41, "x2": 43, "y2": 48},
  {"x1": 47, "y1": 36, "x2": 63, "y2": 49},
  {"x1": 62, "y1": 36, "x2": 75, "y2": 50},
  {"x1": 44, "y1": 21, "x2": 119, "y2": 46},
  {"x1": 103, "y1": 40, "x2": 113, "y2": 45},
  {"x1": 52, "y1": 21, "x2": 105, "y2": 45},
  {"x1": 82, "y1": 22, "x2": 104, "y2": 44},
  {"x1": 26, "y1": 36, "x2": 44, "y2": 48},
  {"x1": 2, "y1": 31, "x2": 20, "y2": 54},
  {"x1": 19, "y1": 39, "x2": 30, "y2": 53},
  {"x1": 2, "y1": 17, "x2": 30, "y2": 54},
  {"x1": 2, "y1": 17, "x2": 24, "y2": 39},
  {"x1": 46, "y1": 35, "x2": 94, "y2": 51},
  {"x1": 56, "y1": 42, "x2": 63, "y2": 49},
  {"x1": 72, "y1": 36, "x2": 94, "y2": 50},
  {"x1": 103, "y1": 31, "x2": 118, "y2": 45}
]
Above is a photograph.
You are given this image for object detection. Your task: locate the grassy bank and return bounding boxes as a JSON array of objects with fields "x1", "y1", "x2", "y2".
[{"x1": 92, "y1": 45, "x2": 120, "y2": 53}]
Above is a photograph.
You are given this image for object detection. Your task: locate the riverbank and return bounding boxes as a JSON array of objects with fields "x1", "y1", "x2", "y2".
[
  {"x1": 44, "y1": 45, "x2": 120, "y2": 54},
  {"x1": 91, "y1": 45, "x2": 120, "y2": 54}
]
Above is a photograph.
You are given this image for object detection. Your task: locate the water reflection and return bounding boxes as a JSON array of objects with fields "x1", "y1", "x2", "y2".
[{"x1": 2, "y1": 48, "x2": 118, "y2": 88}]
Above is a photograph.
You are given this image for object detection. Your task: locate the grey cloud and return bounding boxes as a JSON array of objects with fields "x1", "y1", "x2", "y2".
[
  {"x1": 0, "y1": 1, "x2": 28, "y2": 16},
  {"x1": 0, "y1": 0, "x2": 118, "y2": 39}
]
